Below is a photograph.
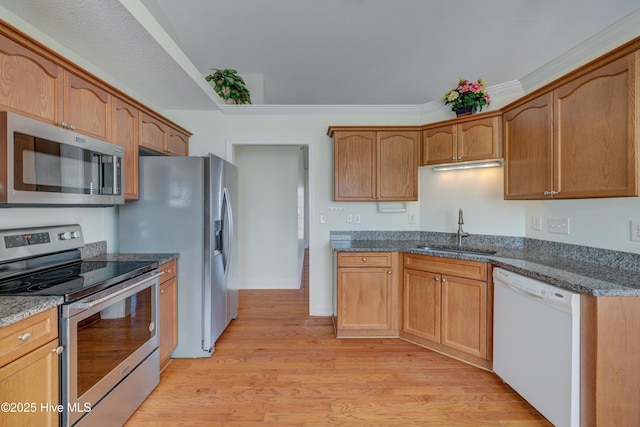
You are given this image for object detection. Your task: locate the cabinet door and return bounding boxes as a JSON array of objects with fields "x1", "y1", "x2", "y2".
[
  {"x1": 112, "y1": 98, "x2": 139, "y2": 200},
  {"x1": 377, "y1": 131, "x2": 419, "y2": 201},
  {"x1": 0, "y1": 35, "x2": 62, "y2": 123},
  {"x1": 139, "y1": 112, "x2": 169, "y2": 154},
  {"x1": 503, "y1": 93, "x2": 554, "y2": 199},
  {"x1": 403, "y1": 269, "x2": 441, "y2": 344},
  {"x1": 422, "y1": 124, "x2": 456, "y2": 165},
  {"x1": 440, "y1": 275, "x2": 487, "y2": 359},
  {"x1": 63, "y1": 71, "x2": 111, "y2": 140},
  {"x1": 554, "y1": 52, "x2": 638, "y2": 198},
  {"x1": 457, "y1": 116, "x2": 501, "y2": 162},
  {"x1": 0, "y1": 340, "x2": 60, "y2": 427},
  {"x1": 168, "y1": 128, "x2": 189, "y2": 156},
  {"x1": 333, "y1": 131, "x2": 376, "y2": 201},
  {"x1": 337, "y1": 267, "x2": 392, "y2": 331},
  {"x1": 159, "y1": 276, "x2": 178, "y2": 370}
]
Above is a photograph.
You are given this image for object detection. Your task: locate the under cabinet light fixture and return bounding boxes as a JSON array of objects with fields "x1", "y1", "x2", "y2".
[{"x1": 432, "y1": 159, "x2": 503, "y2": 172}]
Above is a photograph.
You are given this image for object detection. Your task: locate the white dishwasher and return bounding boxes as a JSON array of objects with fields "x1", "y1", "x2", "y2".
[{"x1": 493, "y1": 268, "x2": 580, "y2": 427}]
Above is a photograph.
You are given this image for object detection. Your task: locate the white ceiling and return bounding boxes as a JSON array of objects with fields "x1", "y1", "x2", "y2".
[{"x1": 1, "y1": 0, "x2": 640, "y2": 109}]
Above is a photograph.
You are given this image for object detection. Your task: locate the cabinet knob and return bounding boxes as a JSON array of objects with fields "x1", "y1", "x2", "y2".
[
  {"x1": 362, "y1": 258, "x2": 367, "y2": 262},
  {"x1": 451, "y1": 157, "x2": 456, "y2": 160},
  {"x1": 434, "y1": 277, "x2": 439, "y2": 281},
  {"x1": 59, "y1": 121, "x2": 68, "y2": 128},
  {"x1": 68, "y1": 125, "x2": 76, "y2": 130},
  {"x1": 388, "y1": 270, "x2": 392, "y2": 275},
  {"x1": 160, "y1": 289, "x2": 165, "y2": 294},
  {"x1": 17, "y1": 332, "x2": 31, "y2": 342},
  {"x1": 52, "y1": 346, "x2": 64, "y2": 355},
  {"x1": 442, "y1": 278, "x2": 447, "y2": 282},
  {"x1": 457, "y1": 156, "x2": 462, "y2": 160}
]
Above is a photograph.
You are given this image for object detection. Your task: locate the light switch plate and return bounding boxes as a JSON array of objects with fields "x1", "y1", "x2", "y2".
[
  {"x1": 548, "y1": 217, "x2": 570, "y2": 234},
  {"x1": 631, "y1": 220, "x2": 640, "y2": 242}
]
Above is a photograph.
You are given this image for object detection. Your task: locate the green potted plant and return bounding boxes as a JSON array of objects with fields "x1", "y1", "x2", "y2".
[
  {"x1": 441, "y1": 78, "x2": 490, "y2": 116},
  {"x1": 205, "y1": 68, "x2": 252, "y2": 104}
]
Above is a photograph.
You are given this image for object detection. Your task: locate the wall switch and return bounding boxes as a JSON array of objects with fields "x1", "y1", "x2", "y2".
[
  {"x1": 408, "y1": 213, "x2": 416, "y2": 224},
  {"x1": 319, "y1": 213, "x2": 326, "y2": 224},
  {"x1": 548, "y1": 217, "x2": 570, "y2": 234},
  {"x1": 532, "y1": 215, "x2": 543, "y2": 231},
  {"x1": 354, "y1": 214, "x2": 361, "y2": 224},
  {"x1": 346, "y1": 213, "x2": 353, "y2": 224},
  {"x1": 631, "y1": 220, "x2": 640, "y2": 241}
]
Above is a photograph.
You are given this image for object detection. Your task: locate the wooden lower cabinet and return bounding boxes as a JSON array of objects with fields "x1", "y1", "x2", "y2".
[
  {"x1": 158, "y1": 260, "x2": 178, "y2": 371},
  {"x1": 401, "y1": 254, "x2": 491, "y2": 369},
  {"x1": 0, "y1": 308, "x2": 60, "y2": 427},
  {"x1": 334, "y1": 252, "x2": 400, "y2": 338},
  {"x1": 581, "y1": 295, "x2": 640, "y2": 426}
]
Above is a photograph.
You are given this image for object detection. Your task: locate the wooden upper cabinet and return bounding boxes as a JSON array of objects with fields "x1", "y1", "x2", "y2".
[
  {"x1": 168, "y1": 128, "x2": 189, "y2": 156},
  {"x1": 333, "y1": 130, "x2": 377, "y2": 200},
  {"x1": 503, "y1": 50, "x2": 639, "y2": 199},
  {"x1": 0, "y1": 35, "x2": 62, "y2": 123},
  {"x1": 139, "y1": 111, "x2": 169, "y2": 154},
  {"x1": 63, "y1": 71, "x2": 111, "y2": 140},
  {"x1": 503, "y1": 93, "x2": 554, "y2": 199},
  {"x1": 377, "y1": 131, "x2": 419, "y2": 201},
  {"x1": 422, "y1": 113, "x2": 501, "y2": 166},
  {"x1": 330, "y1": 127, "x2": 419, "y2": 201},
  {"x1": 554, "y1": 52, "x2": 637, "y2": 198},
  {"x1": 112, "y1": 98, "x2": 139, "y2": 200},
  {"x1": 422, "y1": 124, "x2": 457, "y2": 164}
]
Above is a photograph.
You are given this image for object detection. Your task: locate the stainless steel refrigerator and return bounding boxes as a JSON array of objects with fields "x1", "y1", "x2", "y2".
[{"x1": 119, "y1": 154, "x2": 238, "y2": 358}]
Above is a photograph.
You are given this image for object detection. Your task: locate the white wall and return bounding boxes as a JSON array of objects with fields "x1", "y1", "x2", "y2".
[
  {"x1": 0, "y1": 207, "x2": 118, "y2": 249},
  {"x1": 235, "y1": 145, "x2": 304, "y2": 289}
]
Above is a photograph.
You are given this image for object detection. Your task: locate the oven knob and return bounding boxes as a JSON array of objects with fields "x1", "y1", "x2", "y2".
[
  {"x1": 59, "y1": 232, "x2": 72, "y2": 240},
  {"x1": 71, "y1": 231, "x2": 79, "y2": 239}
]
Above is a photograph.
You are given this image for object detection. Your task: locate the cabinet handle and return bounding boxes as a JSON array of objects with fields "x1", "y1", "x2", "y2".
[
  {"x1": 451, "y1": 157, "x2": 456, "y2": 160},
  {"x1": 434, "y1": 277, "x2": 439, "y2": 281},
  {"x1": 388, "y1": 270, "x2": 392, "y2": 275},
  {"x1": 442, "y1": 278, "x2": 447, "y2": 282},
  {"x1": 160, "y1": 289, "x2": 165, "y2": 294},
  {"x1": 362, "y1": 258, "x2": 367, "y2": 262},
  {"x1": 457, "y1": 156, "x2": 462, "y2": 160},
  {"x1": 68, "y1": 125, "x2": 76, "y2": 130},
  {"x1": 17, "y1": 333, "x2": 31, "y2": 342},
  {"x1": 52, "y1": 346, "x2": 64, "y2": 355},
  {"x1": 543, "y1": 190, "x2": 558, "y2": 196},
  {"x1": 59, "y1": 121, "x2": 68, "y2": 128}
]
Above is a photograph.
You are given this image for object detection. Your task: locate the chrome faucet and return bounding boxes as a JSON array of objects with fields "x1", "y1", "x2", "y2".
[{"x1": 457, "y1": 208, "x2": 469, "y2": 247}]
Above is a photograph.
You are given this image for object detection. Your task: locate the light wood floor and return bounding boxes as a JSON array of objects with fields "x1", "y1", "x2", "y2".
[{"x1": 126, "y1": 252, "x2": 550, "y2": 426}]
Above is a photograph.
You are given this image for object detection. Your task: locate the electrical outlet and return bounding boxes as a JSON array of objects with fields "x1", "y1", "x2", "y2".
[
  {"x1": 408, "y1": 213, "x2": 416, "y2": 224},
  {"x1": 631, "y1": 220, "x2": 640, "y2": 242},
  {"x1": 354, "y1": 214, "x2": 361, "y2": 224},
  {"x1": 532, "y1": 215, "x2": 543, "y2": 231},
  {"x1": 319, "y1": 213, "x2": 326, "y2": 224},
  {"x1": 346, "y1": 213, "x2": 353, "y2": 224},
  {"x1": 548, "y1": 217, "x2": 570, "y2": 234}
]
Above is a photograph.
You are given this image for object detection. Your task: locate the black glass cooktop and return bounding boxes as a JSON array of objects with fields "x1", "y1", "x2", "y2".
[{"x1": 0, "y1": 251, "x2": 157, "y2": 301}]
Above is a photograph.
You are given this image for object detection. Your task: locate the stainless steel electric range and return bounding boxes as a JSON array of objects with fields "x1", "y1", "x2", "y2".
[{"x1": 0, "y1": 224, "x2": 162, "y2": 427}]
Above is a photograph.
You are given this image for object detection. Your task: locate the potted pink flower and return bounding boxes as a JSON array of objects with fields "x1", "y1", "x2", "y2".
[{"x1": 441, "y1": 78, "x2": 491, "y2": 116}]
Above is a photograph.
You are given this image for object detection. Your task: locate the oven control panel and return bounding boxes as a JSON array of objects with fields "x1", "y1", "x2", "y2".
[
  {"x1": 0, "y1": 224, "x2": 84, "y2": 262},
  {"x1": 4, "y1": 232, "x2": 51, "y2": 248}
]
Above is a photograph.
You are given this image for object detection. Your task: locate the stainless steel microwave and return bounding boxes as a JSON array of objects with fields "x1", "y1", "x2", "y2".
[{"x1": 0, "y1": 111, "x2": 124, "y2": 206}]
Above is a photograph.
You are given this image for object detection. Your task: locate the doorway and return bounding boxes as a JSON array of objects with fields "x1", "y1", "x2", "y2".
[{"x1": 227, "y1": 140, "x2": 312, "y2": 292}]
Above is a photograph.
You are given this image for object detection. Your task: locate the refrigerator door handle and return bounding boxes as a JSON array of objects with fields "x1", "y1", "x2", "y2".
[{"x1": 222, "y1": 187, "x2": 234, "y2": 277}]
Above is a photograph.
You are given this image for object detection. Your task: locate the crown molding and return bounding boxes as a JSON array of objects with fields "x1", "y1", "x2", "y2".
[
  {"x1": 520, "y1": 6, "x2": 640, "y2": 93},
  {"x1": 219, "y1": 80, "x2": 524, "y2": 117}
]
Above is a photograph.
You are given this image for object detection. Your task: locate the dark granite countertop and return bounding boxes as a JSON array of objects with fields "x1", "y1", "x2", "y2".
[
  {"x1": 331, "y1": 234, "x2": 640, "y2": 297},
  {"x1": 0, "y1": 250, "x2": 180, "y2": 329}
]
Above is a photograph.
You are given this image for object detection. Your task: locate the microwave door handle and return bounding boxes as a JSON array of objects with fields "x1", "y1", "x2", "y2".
[{"x1": 98, "y1": 155, "x2": 116, "y2": 195}]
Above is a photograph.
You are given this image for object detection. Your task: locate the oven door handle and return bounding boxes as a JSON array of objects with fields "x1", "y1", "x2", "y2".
[{"x1": 69, "y1": 270, "x2": 163, "y2": 312}]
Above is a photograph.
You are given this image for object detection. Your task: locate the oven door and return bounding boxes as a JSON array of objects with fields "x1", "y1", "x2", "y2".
[{"x1": 61, "y1": 271, "x2": 161, "y2": 426}]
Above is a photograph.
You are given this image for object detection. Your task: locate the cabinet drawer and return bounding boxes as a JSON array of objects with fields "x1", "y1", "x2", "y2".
[
  {"x1": 338, "y1": 252, "x2": 392, "y2": 267},
  {"x1": 159, "y1": 260, "x2": 177, "y2": 282},
  {"x1": 404, "y1": 254, "x2": 487, "y2": 281},
  {"x1": 0, "y1": 308, "x2": 58, "y2": 367}
]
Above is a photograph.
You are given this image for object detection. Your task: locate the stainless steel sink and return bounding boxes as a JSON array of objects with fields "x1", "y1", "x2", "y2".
[{"x1": 413, "y1": 244, "x2": 497, "y2": 255}]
